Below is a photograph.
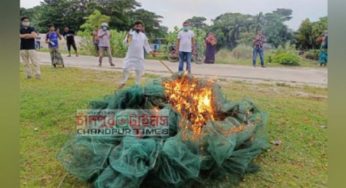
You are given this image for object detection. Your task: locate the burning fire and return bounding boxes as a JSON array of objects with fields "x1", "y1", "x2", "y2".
[{"x1": 163, "y1": 74, "x2": 216, "y2": 136}]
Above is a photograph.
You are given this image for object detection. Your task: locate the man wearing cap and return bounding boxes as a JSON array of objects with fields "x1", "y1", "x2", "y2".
[{"x1": 98, "y1": 23, "x2": 114, "y2": 67}]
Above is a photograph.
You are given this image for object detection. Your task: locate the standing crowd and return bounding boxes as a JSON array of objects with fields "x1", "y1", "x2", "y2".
[{"x1": 20, "y1": 17, "x2": 328, "y2": 85}]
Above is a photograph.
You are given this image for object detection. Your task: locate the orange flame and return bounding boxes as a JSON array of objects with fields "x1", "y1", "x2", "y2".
[{"x1": 163, "y1": 74, "x2": 216, "y2": 137}]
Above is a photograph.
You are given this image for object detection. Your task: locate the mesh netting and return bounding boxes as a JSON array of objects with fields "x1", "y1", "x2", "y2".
[{"x1": 57, "y1": 74, "x2": 269, "y2": 188}]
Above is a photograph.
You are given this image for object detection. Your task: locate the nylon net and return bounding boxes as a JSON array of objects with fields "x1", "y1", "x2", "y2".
[{"x1": 57, "y1": 73, "x2": 269, "y2": 187}]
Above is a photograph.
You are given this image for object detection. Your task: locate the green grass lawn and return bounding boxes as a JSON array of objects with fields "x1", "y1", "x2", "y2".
[{"x1": 20, "y1": 65, "x2": 327, "y2": 187}]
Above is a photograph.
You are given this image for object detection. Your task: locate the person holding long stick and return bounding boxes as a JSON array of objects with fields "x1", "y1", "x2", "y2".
[{"x1": 118, "y1": 21, "x2": 155, "y2": 89}]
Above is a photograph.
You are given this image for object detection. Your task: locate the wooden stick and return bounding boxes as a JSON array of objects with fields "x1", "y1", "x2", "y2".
[
  {"x1": 159, "y1": 60, "x2": 174, "y2": 74},
  {"x1": 57, "y1": 173, "x2": 67, "y2": 188}
]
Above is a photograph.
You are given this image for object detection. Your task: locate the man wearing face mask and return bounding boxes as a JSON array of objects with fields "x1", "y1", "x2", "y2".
[
  {"x1": 98, "y1": 23, "x2": 114, "y2": 67},
  {"x1": 20, "y1": 16, "x2": 41, "y2": 79},
  {"x1": 176, "y1": 21, "x2": 195, "y2": 74},
  {"x1": 118, "y1": 20, "x2": 155, "y2": 88}
]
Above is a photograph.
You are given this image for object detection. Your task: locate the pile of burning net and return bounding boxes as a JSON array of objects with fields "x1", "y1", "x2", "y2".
[{"x1": 57, "y1": 73, "x2": 269, "y2": 188}]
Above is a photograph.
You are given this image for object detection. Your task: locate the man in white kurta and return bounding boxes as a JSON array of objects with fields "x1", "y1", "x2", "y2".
[{"x1": 119, "y1": 21, "x2": 154, "y2": 88}]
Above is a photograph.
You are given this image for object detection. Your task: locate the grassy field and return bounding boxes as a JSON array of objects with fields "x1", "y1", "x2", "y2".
[{"x1": 20, "y1": 65, "x2": 327, "y2": 188}]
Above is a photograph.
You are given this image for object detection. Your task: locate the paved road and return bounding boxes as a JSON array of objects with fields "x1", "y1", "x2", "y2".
[{"x1": 33, "y1": 52, "x2": 328, "y2": 87}]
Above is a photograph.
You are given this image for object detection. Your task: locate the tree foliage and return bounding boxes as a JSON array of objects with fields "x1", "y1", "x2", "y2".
[
  {"x1": 210, "y1": 13, "x2": 254, "y2": 49},
  {"x1": 185, "y1": 16, "x2": 208, "y2": 29},
  {"x1": 88, "y1": 0, "x2": 141, "y2": 31},
  {"x1": 208, "y1": 9, "x2": 294, "y2": 49},
  {"x1": 20, "y1": 6, "x2": 42, "y2": 29},
  {"x1": 37, "y1": 0, "x2": 89, "y2": 32},
  {"x1": 295, "y1": 17, "x2": 327, "y2": 50},
  {"x1": 20, "y1": 0, "x2": 166, "y2": 38},
  {"x1": 130, "y1": 9, "x2": 165, "y2": 38},
  {"x1": 20, "y1": 2, "x2": 326, "y2": 51},
  {"x1": 262, "y1": 9, "x2": 293, "y2": 48},
  {"x1": 80, "y1": 10, "x2": 111, "y2": 32}
]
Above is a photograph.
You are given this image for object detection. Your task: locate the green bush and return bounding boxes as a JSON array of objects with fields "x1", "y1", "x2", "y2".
[
  {"x1": 215, "y1": 49, "x2": 236, "y2": 64},
  {"x1": 265, "y1": 55, "x2": 273, "y2": 64},
  {"x1": 304, "y1": 49, "x2": 320, "y2": 60},
  {"x1": 77, "y1": 31, "x2": 97, "y2": 56},
  {"x1": 164, "y1": 27, "x2": 179, "y2": 55},
  {"x1": 80, "y1": 10, "x2": 110, "y2": 32},
  {"x1": 238, "y1": 32, "x2": 256, "y2": 46},
  {"x1": 231, "y1": 44, "x2": 253, "y2": 59},
  {"x1": 272, "y1": 52, "x2": 300, "y2": 66},
  {"x1": 192, "y1": 27, "x2": 207, "y2": 58},
  {"x1": 109, "y1": 30, "x2": 127, "y2": 58}
]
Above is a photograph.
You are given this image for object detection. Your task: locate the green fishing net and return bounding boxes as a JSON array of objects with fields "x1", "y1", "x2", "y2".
[{"x1": 57, "y1": 74, "x2": 269, "y2": 188}]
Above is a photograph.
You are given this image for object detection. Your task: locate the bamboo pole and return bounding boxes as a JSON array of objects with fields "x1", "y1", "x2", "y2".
[{"x1": 158, "y1": 60, "x2": 174, "y2": 74}]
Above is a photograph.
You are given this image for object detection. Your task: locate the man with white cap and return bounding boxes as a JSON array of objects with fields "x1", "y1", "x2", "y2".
[
  {"x1": 98, "y1": 23, "x2": 114, "y2": 67},
  {"x1": 118, "y1": 20, "x2": 155, "y2": 88}
]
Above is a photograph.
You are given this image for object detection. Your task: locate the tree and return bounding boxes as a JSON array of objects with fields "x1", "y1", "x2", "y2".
[
  {"x1": 80, "y1": 10, "x2": 110, "y2": 32},
  {"x1": 295, "y1": 19, "x2": 314, "y2": 49},
  {"x1": 272, "y1": 8, "x2": 293, "y2": 21},
  {"x1": 311, "y1": 17, "x2": 328, "y2": 47},
  {"x1": 210, "y1": 13, "x2": 254, "y2": 49},
  {"x1": 262, "y1": 9, "x2": 293, "y2": 48},
  {"x1": 130, "y1": 9, "x2": 164, "y2": 38},
  {"x1": 20, "y1": 7, "x2": 35, "y2": 20},
  {"x1": 208, "y1": 9, "x2": 293, "y2": 49},
  {"x1": 185, "y1": 16, "x2": 208, "y2": 29},
  {"x1": 20, "y1": 6, "x2": 42, "y2": 30},
  {"x1": 88, "y1": 0, "x2": 165, "y2": 37},
  {"x1": 37, "y1": 0, "x2": 89, "y2": 32},
  {"x1": 295, "y1": 17, "x2": 327, "y2": 50},
  {"x1": 91, "y1": 0, "x2": 141, "y2": 31},
  {"x1": 253, "y1": 12, "x2": 265, "y2": 32},
  {"x1": 20, "y1": 0, "x2": 168, "y2": 37}
]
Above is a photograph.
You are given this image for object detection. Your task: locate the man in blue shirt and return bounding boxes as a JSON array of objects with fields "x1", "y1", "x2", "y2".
[{"x1": 46, "y1": 25, "x2": 64, "y2": 67}]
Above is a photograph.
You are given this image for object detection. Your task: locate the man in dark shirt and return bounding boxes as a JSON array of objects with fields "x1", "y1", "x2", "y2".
[
  {"x1": 62, "y1": 26, "x2": 78, "y2": 57},
  {"x1": 20, "y1": 16, "x2": 41, "y2": 79}
]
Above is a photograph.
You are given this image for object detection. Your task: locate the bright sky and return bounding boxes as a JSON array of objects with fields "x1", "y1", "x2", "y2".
[{"x1": 21, "y1": 0, "x2": 327, "y2": 31}]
